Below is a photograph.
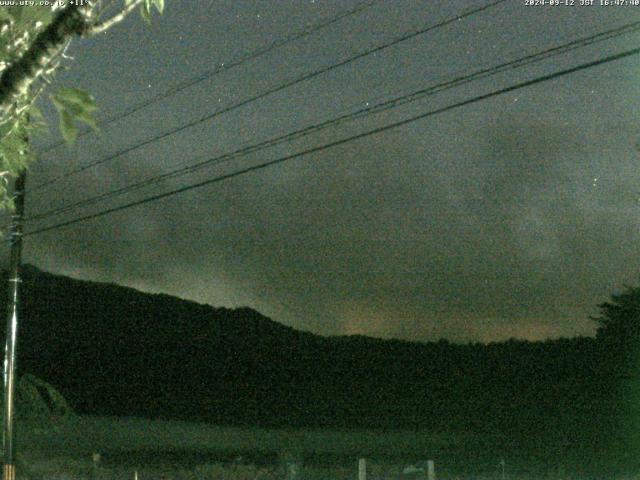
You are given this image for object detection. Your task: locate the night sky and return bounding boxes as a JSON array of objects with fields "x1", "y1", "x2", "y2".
[{"x1": 12, "y1": 0, "x2": 640, "y2": 343}]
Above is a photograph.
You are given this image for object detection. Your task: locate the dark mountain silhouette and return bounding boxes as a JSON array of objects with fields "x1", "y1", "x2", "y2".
[{"x1": 0, "y1": 265, "x2": 632, "y2": 471}]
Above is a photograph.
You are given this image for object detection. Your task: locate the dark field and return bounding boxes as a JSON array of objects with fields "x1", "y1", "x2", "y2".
[{"x1": 16, "y1": 416, "x2": 637, "y2": 480}]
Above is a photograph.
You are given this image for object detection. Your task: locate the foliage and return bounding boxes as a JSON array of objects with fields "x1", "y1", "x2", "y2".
[
  {"x1": 0, "y1": 373, "x2": 74, "y2": 429},
  {"x1": 591, "y1": 282, "x2": 640, "y2": 453},
  {"x1": 593, "y1": 283, "x2": 640, "y2": 350},
  {"x1": 50, "y1": 87, "x2": 97, "y2": 143},
  {"x1": 0, "y1": 6, "x2": 53, "y2": 208},
  {"x1": 0, "y1": 1, "x2": 164, "y2": 211},
  {"x1": 16, "y1": 373, "x2": 74, "y2": 422}
]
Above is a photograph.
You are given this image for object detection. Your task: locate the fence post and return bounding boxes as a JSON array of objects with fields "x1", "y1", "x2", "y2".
[
  {"x1": 426, "y1": 460, "x2": 435, "y2": 480},
  {"x1": 91, "y1": 452, "x2": 100, "y2": 480},
  {"x1": 358, "y1": 458, "x2": 366, "y2": 480}
]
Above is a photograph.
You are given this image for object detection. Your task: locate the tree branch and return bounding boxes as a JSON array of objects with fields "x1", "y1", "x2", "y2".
[
  {"x1": 0, "y1": 4, "x2": 95, "y2": 119},
  {"x1": 84, "y1": 0, "x2": 144, "y2": 36}
]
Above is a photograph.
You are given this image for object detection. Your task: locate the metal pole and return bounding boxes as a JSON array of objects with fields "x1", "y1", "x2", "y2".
[{"x1": 3, "y1": 170, "x2": 26, "y2": 480}]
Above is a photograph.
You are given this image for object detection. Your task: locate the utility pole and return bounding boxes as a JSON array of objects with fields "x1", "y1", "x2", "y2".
[{"x1": 2, "y1": 170, "x2": 26, "y2": 480}]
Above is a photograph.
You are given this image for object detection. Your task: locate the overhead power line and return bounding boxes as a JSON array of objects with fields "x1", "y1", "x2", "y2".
[
  {"x1": 25, "y1": 20, "x2": 640, "y2": 223},
  {"x1": 24, "y1": 46, "x2": 640, "y2": 237},
  {"x1": 30, "y1": 0, "x2": 508, "y2": 193},
  {"x1": 37, "y1": 0, "x2": 382, "y2": 155}
]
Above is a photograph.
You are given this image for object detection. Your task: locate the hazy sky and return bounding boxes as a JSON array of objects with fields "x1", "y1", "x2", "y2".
[{"x1": 13, "y1": 0, "x2": 640, "y2": 343}]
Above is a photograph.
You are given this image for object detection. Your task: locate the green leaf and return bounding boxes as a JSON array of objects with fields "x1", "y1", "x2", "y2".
[
  {"x1": 139, "y1": 0, "x2": 163, "y2": 22},
  {"x1": 59, "y1": 110, "x2": 77, "y2": 144},
  {"x1": 50, "y1": 88, "x2": 98, "y2": 144},
  {"x1": 27, "y1": 107, "x2": 42, "y2": 123},
  {"x1": 76, "y1": 111, "x2": 98, "y2": 132},
  {"x1": 52, "y1": 88, "x2": 97, "y2": 112},
  {"x1": 152, "y1": 0, "x2": 164, "y2": 14},
  {"x1": 140, "y1": 0, "x2": 152, "y2": 23}
]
